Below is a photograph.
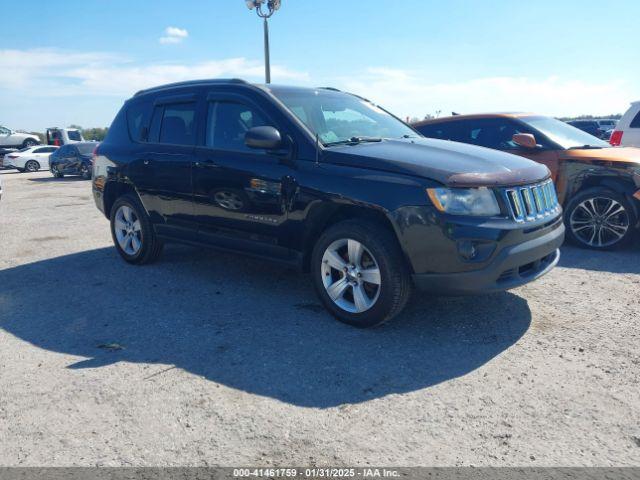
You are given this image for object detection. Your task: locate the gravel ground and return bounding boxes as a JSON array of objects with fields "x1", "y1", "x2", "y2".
[{"x1": 0, "y1": 170, "x2": 639, "y2": 467}]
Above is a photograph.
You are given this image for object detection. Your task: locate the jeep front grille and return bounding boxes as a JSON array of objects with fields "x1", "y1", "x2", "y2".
[{"x1": 503, "y1": 180, "x2": 559, "y2": 222}]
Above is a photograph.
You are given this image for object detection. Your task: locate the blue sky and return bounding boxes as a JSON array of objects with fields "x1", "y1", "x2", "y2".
[{"x1": 1, "y1": 0, "x2": 638, "y2": 131}]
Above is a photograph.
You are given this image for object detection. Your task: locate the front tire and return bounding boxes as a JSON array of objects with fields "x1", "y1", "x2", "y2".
[
  {"x1": 80, "y1": 163, "x2": 91, "y2": 180},
  {"x1": 311, "y1": 219, "x2": 412, "y2": 328},
  {"x1": 25, "y1": 160, "x2": 40, "y2": 172},
  {"x1": 51, "y1": 165, "x2": 64, "y2": 178},
  {"x1": 565, "y1": 188, "x2": 636, "y2": 250},
  {"x1": 110, "y1": 194, "x2": 163, "y2": 264}
]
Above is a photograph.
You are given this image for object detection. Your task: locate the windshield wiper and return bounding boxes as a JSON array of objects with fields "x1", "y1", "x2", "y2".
[
  {"x1": 568, "y1": 145, "x2": 604, "y2": 150},
  {"x1": 324, "y1": 136, "x2": 383, "y2": 147}
]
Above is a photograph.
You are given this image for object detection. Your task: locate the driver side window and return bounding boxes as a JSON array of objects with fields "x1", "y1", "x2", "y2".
[
  {"x1": 458, "y1": 119, "x2": 549, "y2": 150},
  {"x1": 206, "y1": 101, "x2": 270, "y2": 152}
]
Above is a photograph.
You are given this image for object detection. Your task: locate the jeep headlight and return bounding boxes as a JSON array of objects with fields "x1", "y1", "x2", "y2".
[{"x1": 427, "y1": 187, "x2": 501, "y2": 216}]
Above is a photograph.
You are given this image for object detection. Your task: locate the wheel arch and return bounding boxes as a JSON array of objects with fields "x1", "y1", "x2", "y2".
[
  {"x1": 571, "y1": 174, "x2": 640, "y2": 218},
  {"x1": 300, "y1": 203, "x2": 409, "y2": 273},
  {"x1": 103, "y1": 180, "x2": 144, "y2": 219}
]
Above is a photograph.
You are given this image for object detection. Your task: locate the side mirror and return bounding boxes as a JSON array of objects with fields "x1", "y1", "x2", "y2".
[
  {"x1": 512, "y1": 133, "x2": 537, "y2": 149},
  {"x1": 245, "y1": 126, "x2": 282, "y2": 150}
]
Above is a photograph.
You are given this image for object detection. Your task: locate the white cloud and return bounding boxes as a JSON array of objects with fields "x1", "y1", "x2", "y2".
[
  {"x1": 0, "y1": 49, "x2": 309, "y2": 97},
  {"x1": 339, "y1": 68, "x2": 634, "y2": 119},
  {"x1": 159, "y1": 26, "x2": 189, "y2": 45}
]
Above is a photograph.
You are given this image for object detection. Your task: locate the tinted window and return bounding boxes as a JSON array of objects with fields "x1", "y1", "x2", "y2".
[
  {"x1": 446, "y1": 119, "x2": 539, "y2": 150},
  {"x1": 159, "y1": 103, "x2": 196, "y2": 145},
  {"x1": 58, "y1": 145, "x2": 73, "y2": 156},
  {"x1": 206, "y1": 101, "x2": 270, "y2": 151},
  {"x1": 33, "y1": 147, "x2": 54, "y2": 153},
  {"x1": 77, "y1": 144, "x2": 95, "y2": 155},
  {"x1": 67, "y1": 130, "x2": 82, "y2": 141},
  {"x1": 630, "y1": 111, "x2": 640, "y2": 128},
  {"x1": 0, "y1": 127, "x2": 10, "y2": 135},
  {"x1": 415, "y1": 123, "x2": 459, "y2": 140},
  {"x1": 127, "y1": 101, "x2": 151, "y2": 141}
]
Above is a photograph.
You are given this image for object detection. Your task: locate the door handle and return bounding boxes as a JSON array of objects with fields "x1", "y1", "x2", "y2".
[{"x1": 195, "y1": 159, "x2": 218, "y2": 168}]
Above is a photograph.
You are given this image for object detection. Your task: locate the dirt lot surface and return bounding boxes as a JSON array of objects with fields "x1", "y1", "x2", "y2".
[{"x1": 0, "y1": 170, "x2": 639, "y2": 466}]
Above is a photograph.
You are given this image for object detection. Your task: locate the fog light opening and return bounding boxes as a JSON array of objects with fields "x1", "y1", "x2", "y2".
[{"x1": 457, "y1": 240, "x2": 478, "y2": 260}]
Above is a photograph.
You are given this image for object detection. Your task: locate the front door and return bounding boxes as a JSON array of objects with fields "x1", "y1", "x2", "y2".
[{"x1": 193, "y1": 94, "x2": 296, "y2": 260}]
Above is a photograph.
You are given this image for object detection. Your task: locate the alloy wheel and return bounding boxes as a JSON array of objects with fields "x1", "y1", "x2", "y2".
[
  {"x1": 569, "y1": 196, "x2": 630, "y2": 248},
  {"x1": 321, "y1": 238, "x2": 381, "y2": 313},
  {"x1": 114, "y1": 205, "x2": 143, "y2": 256},
  {"x1": 25, "y1": 161, "x2": 38, "y2": 172},
  {"x1": 214, "y1": 191, "x2": 244, "y2": 210}
]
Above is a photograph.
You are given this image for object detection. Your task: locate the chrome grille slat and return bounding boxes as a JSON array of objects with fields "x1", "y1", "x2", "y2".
[{"x1": 503, "y1": 180, "x2": 559, "y2": 223}]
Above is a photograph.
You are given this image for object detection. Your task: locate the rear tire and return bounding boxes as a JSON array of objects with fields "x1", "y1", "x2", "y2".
[
  {"x1": 564, "y1": 187, "x2": 636, "y2": 250},
  {"x1": 22, "y1": 139, "x2": 38, "y2": 148},
  {"x1": 25, "y1": 160, "x2": 40, "y2": 172},
  {"x1": 110, "y1": 194, "x2": 163, "y2": 265},
  {"x1": 311, "y1": 219, "x2": 412, "y2": 328}
]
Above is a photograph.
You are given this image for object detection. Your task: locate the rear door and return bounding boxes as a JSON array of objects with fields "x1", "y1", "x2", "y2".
[
  {"x1": 33, "y1": 146, "x2": 56, "y2": 169},
  {"x1": 128, "y1": 94, "x2": 200, "y2": 237}
]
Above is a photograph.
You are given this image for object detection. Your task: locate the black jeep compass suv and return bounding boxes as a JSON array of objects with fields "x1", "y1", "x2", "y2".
[{"x1": 93, "y1": 79, "x2": 564, "y2": 327}]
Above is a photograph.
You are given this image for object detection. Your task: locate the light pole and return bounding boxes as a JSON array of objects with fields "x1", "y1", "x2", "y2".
[{"x1": 245, "y1": 0, "x2": 281, "y2": 84}]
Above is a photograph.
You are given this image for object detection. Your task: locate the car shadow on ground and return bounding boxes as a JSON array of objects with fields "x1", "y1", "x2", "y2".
[
  {"x1": 0, "y1": 245, "x2": 531, "y2": 408},
  {"x1": 559, "y1": 243, "x2": 640, "y2": 274}
]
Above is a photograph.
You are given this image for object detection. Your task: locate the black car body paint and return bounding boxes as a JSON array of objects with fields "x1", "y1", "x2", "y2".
[{"x1": 93, "y1": 80, "x2": 564, "y2": 295}]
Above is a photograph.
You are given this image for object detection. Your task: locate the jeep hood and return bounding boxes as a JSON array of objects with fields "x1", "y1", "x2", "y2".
[{"x1": 323, "y1": 138, "x2": 550, "y2": 187}]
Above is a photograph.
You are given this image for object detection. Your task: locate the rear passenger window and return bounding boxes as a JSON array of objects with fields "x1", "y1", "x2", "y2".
[
  {"x1": 630, "y1": 112, "x2": 640, "y2": 128},
  {"x1": 148, "y1": 103, "x2": 197, "y2": 145},
  {"x1": 206, "y1": 102, "x2": 270, "y2": 151}
]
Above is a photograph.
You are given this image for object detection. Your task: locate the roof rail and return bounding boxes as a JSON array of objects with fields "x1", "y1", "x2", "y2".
[{"x1": 134, "y1": 78, "x2": 249, "y2": 97}]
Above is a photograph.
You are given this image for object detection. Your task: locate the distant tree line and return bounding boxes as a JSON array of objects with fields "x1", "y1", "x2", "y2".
[{"x1": 557, "y1": 114, "x2": 622, "y2": 122}]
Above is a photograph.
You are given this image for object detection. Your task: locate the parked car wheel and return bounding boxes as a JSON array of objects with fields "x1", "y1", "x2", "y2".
[
  {"x1": 80, "y1": 164, "x2": 91, "y2": 180},
  {"x1": 22, "y1": 139, "x2": 38, "y2": 148},
  {"x1": 24, "y1": 160, "x2": 40, "y2": 172},
  {"x1": 565, "y1": 188, "x2": 636, "y2": 250},
  {"x1": 311, "y1": 219, "x2": 412, "y2": 328},
  {"x1": 110, "y1": 194, "x2": 163, "y2": 265},
  {"x1": 51, "y1": 165, "x2": 64, "y2": 178}
]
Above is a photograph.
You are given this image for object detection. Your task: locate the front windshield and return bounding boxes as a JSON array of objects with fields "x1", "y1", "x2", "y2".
[
  {"x1": 520, "y1": 116, "x2": 609, "y2": 149},
  {"x1": 270, "y1": 88, "x2": 417, "y2": 145}
]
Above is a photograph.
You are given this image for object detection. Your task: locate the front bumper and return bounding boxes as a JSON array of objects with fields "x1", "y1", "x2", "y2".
[
  {"x1": 391, "y1": 206, "x2": 565, "y2": 295},
  {"x1": 412, "y1": 224, "x2": 563, "y2": 294}
]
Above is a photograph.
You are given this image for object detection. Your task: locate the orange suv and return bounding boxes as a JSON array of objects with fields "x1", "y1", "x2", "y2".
[{"x1": 413, "y1": 114, "x2": 640, "y2": 250}]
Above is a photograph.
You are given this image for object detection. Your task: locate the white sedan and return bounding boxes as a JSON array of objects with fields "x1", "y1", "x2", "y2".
[{"x1": 3, "y1": 145, "x2": 59, "y2": 172}]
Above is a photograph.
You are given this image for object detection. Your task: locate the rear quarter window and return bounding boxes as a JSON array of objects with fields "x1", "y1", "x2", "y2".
[
  {"x1": 629, "y1": 110, "x2": 640, "y2": 128},
  {"x1": 127, "y1": 101, "x2": 151, "y2": 142}
]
